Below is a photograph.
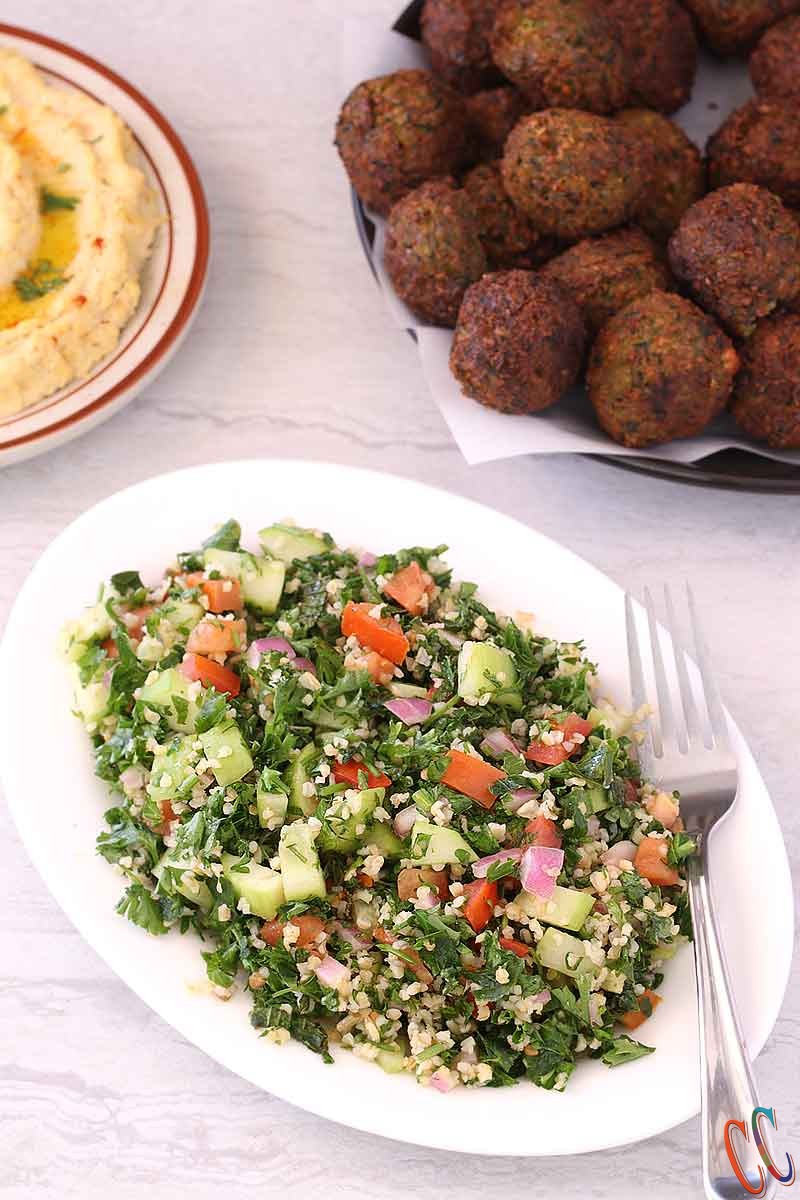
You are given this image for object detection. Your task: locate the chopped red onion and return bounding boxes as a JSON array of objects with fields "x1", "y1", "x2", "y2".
[
  {"x1": 472, "y1": 846, "x2": 524, "y2": 879},
  {"x1": 120, "y1": 766, "x2": 145, "y2": 791},
  {"x1": 247, "y1": 637, "x2": 295, "y2": 668},
  {"x1": 314, "y1": 954, "x2": 349, "y2": 990},
  {"x1": 505, "y1": 788, "x2": 535, "y2": 813},
  {"x1": 429, "y1": 1068, "x2": 456, "y2": 1093},
  {"x1": 358, "y1": 551, "x2": 377, "y2": 567},
  {"x1": 102, "y1": 669, "x2": 113, "y2": 690},
  {"x1": 332, "y1": 923, "x2": 370, "y2": 952},
  {"x1": 383, "y1": 697, "x2": 432, "y2": 726},
  {"x1": 438, "y1": 630, "x2": 463, "y2": 649},
  {"x1": 520, "y1": 845, "x2": 564, "y2": 899},
  {"x1": 601, "y1": 840, "x2": 638, "y2": 867},
  {"x1": 291, "y1": 657, "x2": 317, "y2": 675},
  {"x1": 480, "y1": 728, "x2": 520, "y2": 759},
  {"x1": 393, "y1": 806, "x2": 421, "y2": 837},
  {"x1": 533, "y1": 989, "x2": 551, "y2": 1008},
  {"x1": 416, "y1": 890, "x2": 440, "y2": 909}
]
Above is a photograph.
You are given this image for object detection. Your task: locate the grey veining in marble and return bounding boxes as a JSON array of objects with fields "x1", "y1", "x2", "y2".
[{"x1": 0, "y1": 3, "x2": 797, "y2": 1197}]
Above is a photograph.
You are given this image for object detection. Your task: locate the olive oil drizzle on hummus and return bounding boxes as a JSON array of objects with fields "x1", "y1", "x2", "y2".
[{"x1": 1, "y1": 204, "x2": 79, "y2": 330}]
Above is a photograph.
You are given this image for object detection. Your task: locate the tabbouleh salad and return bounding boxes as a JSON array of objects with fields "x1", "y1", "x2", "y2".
[{"x1": 61, "y1": 518, "x2": 694, "y2": 1093}]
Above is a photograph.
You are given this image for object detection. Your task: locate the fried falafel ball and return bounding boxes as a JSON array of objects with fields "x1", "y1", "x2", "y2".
[
  {"x1": 450, "y1": 270, "x2": 586, "y2": 413},
  {"x1": 750, "y1": 14, "x2": 800, "y2": 99},
  {"x1": 616, "y1": 109, "x2": 706, "y2": 242},
  {"x1": 335, "y1": 70, "x2": 469, "y2": 216},
  {"x1": 383, "y1": 178, "x2": 487, "y2": 327},
  {"x1": 502, "y1": 109, "x2": 645, "y2": 240},
  {"x1": 539, "y1": 227, "x2": 672, "y2": 337},
  {"x1": 731, "y1": 312, "x2": 800, "y2": 447},
  {"x1": 707, "y1": 98, "x2": 800, "y2": 207},
  {"x1": 587, "y1": 291, "x2": 738, "y2": 447},
  {"x1": 668, "y1": 183, "x2": 800, "y2": 338},
  {"x1": 680, "y1": 0, "x2": 800, "y2": 55},
  {"x1": 601, "y1": 0, "x2": 698, "y2": 114},
  {"x1": 464, "y1": 86, "x2": 530, "y2": 161},
  {"x1": 489, "y1": 0, "x2": 630, "y2": 114},
  {"x1": 462, "y1": 162, "x2": 556, "y2": 269},
  {"x1": 421, "y1": 0, "x2": 502, "y2": 93}
]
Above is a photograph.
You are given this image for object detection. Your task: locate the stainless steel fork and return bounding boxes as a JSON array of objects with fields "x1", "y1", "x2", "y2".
[{"x1": 626, "y1": 585, "x2": 774, "y2": 1200}]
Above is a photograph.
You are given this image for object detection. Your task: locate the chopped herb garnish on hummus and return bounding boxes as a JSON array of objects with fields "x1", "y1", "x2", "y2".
[
  {"x1": 40, "y1": 187, "x2": 79, "y2": 212},
  {"x1": 14, "y1": 259, "x2": 70, "y2": 302}
]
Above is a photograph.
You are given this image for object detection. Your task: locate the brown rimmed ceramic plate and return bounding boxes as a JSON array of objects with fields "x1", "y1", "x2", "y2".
[
  {"x1": 0, "y1": 24, "x2": 209, "y2": 468},
  {"x1": 351, "y1": 0, "x2": 800, "y2": 493}
]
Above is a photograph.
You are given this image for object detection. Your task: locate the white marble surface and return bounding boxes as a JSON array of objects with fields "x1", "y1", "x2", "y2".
[{"x1": 0, "y1": 2, "x2": 797, "y2": 1197}]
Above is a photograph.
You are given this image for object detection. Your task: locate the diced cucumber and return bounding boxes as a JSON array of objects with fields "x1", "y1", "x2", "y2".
[
  {"x1": 200, "y1": 720, "x2": 253, "y2": 786},
  {"x1": 285, "y1": 743, "x2": 319, "y2": 818},
  {"x1": 516, "y1": 885, "x2": 594, "y2": 932},
  {"x1": 409, "y1": 819, "x2": 477, "y2": 867},
  {"x1": 586, "y1": 784, "x2": 610, "y2": 814},
  {"x1": 241, "y1": 558, "x2": 285, "y2": 613},
  {"x1": 279, "y1": 821, "x2": 326, "y2": 901},
  {"x1": 388, "y1": 682, "x2": 430, "y2": 699},
  {"x1": 376, "y1": 1046, "x2": 406, "y2": 1074},
  {"x1": 72, "y1": 602, "x2": 114, "y2": 644},
  {"x1": 361, "y1": 821, "x2": 405, "y2": 858},
  {"x1": 139, "y1": 667, "x2": 198, "y2": 732},
  {"x1": 221, "y1": 853, "x2": 285, "y2": 920},
  {"x1": 258, "y1": 523, "x2": 328, "y2": 563},
  {"x1": 457, "y1": 641, "x2": 521, "y2": 709},
  {"x1": 203, "y1": 548, "x2": 285, "y2": 613},
  {"x1": 536, "y1": 927, "x2": 594, "y2": 978},
  {"x1": 147, "y1": 736, "x2": 198, "y2": 804},
  {"x1": 153, "y1": 598, "x2": 204, "y2": 636},
  {"x1": 154, "y1": 851, "x2": 213, "y2": 911},
  {"x1": 72, "y1": 676, "x2": 110, "y2": 726},
  {"x1": 203, "y1": 547, "x2": 245, "y2": 577},
  {"x1": 318, "y1": 788, "x2": 383, "y2": 853},
  {"x1": 257, "y1": 767, "x2": 289, "y2": 830}
]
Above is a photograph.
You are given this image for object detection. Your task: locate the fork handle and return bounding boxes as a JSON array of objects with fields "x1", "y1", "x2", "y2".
[{"x1": 688, "y1": 852, "x2": 775, "y2": 1199}]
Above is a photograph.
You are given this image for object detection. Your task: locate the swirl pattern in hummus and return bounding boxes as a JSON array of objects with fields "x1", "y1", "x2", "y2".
[{"x1": 0, "y1": 49, "x2": 160, "y2": 415}]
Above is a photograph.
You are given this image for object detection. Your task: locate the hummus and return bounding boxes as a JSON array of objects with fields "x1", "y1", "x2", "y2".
[{"x1": 0, "y1": 49, "x2": 160, "y2": 415}]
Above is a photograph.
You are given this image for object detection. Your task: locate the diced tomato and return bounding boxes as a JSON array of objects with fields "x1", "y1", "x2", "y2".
[
  {"x1": 374, "y1": 926, "x2": 433, "y2": 985},
  {"x1": 619, "y1": 989, "x2": 662, "y2": 1030},
  {"x1": 557, "y1": 713, "x2": 594, "y2": 740},
  {"x1": 526, "y1": 712, "x2": 594, "y2": 765},
  {"x1": 634, "y1": 836, "x2": 680, "y2": 886},
  {"x1": 645, "y1": 790, "x2": 680, "y2": 830},
  {"x1": 202, "y1": 578, "x2": 242, "y2": 613},
  {"x1": 396, "y1": 866, "x2": 449, "y2": 903},
  {"x1": 177, "y1": 570, "x2": 206, "y2": 589},
  {"x1": 341, "y1": 601, "x2": 409, "y2": 665},
  {"x1": 156, "y1": 799, "x2": 176, "y2": 836},
  {"x1": 181, "y1": 652, "x2": 241, "y2": 697},
  {"x1": 187, "y1": 617, "x2": 246, "y2": 656},
  {"x1": 356, "y1": 872, "x2": 375, "y2": 888},
  {"x1": 499, "y1": 936, "x2": 530, "y2": 958},
  {"x1": 332, "y1": 759, "x2": 391, "y2": 789},
  {"x1": 525, "y1": 742, "x2": 570, "y2": 765},
  {"x1": 383, "y1": 561, "x2": 435, "y2": 617},
  {"x1": 344, "y1": 647, "x2": 397, "y2": 686},
  {"x1": 523, "y1": 814, "x2": 562, "y2": 850},
  {"x1": 462, "y1": 879, "x2": 499, "y2": 932},
  {"x1": 624, "y1": 778, "x2": 640, "y2": 805},
  {"x1": 260, "y1": 914, "x2": 326, "y2": 949},
  {"x1": 441, "y1": 748, "x2": 505, "y2": 810},
  {"x1": 124, "y1": 605, "x2": 154, "y2": 638},
  {"x1": 101, "y1": 637, "x2": 119, "y2": 659}
]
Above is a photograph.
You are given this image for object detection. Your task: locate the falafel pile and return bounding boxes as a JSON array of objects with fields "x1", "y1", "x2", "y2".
[{"x1": 336, "y1": 0, "x2": 800, "y2": 451}]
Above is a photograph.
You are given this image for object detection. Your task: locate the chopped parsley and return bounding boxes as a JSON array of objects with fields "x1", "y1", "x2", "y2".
[{"x1": 13, "y1": 259, "x2": 70, "y2": 302}]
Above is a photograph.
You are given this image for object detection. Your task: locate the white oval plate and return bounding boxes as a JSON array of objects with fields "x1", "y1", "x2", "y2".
[
  {"x1": 0, "y1": 25, "x2": 209, "y2": 468},
  {"x1": 0, "y1": 460, "x2": 792, "y2": 1156}
]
